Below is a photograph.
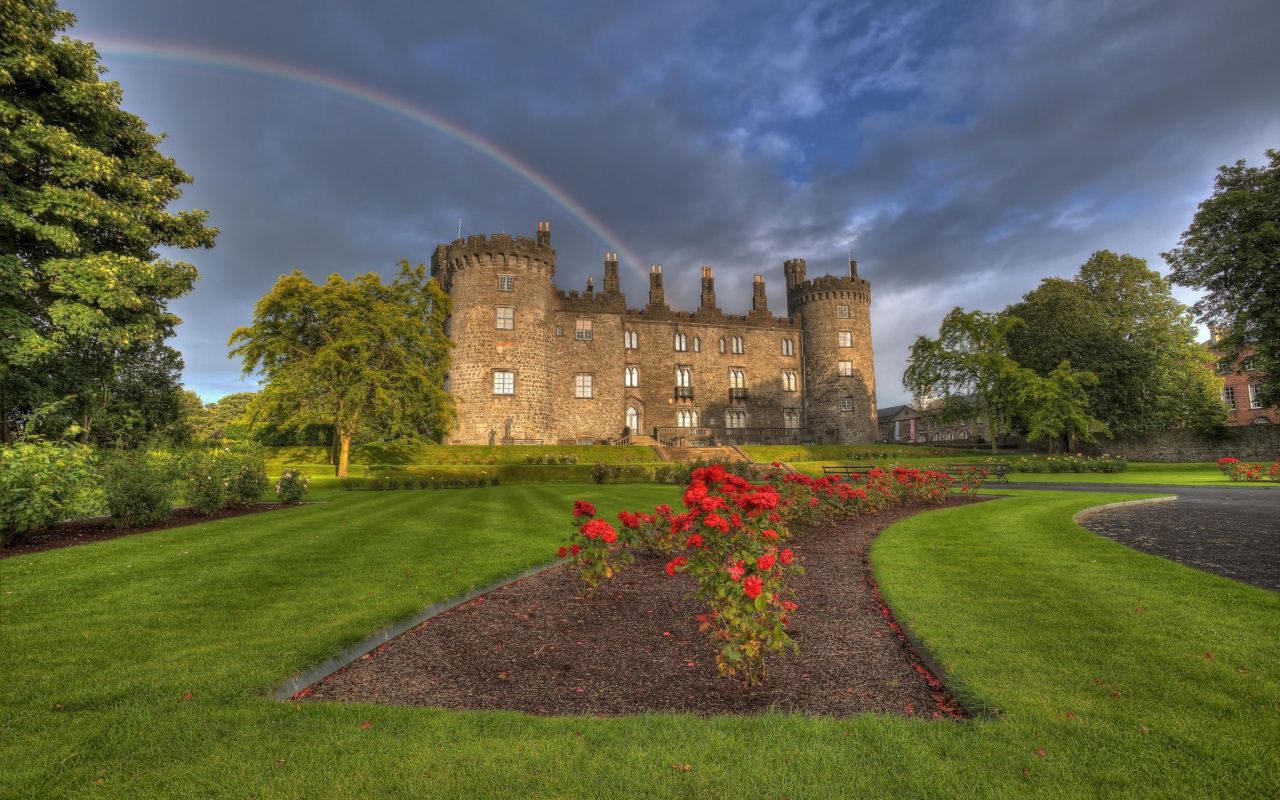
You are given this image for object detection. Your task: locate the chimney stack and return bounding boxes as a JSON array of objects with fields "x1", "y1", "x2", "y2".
[
  {"x1": 603, "y1": 252, "x2": 620, "y2": 293},
  {"x1": 648, "y1": 264, "x2": 666, "y2": 308},
  {"x1": 536, "y1": 220, "x2": 551, "y2": 247},
  {"x1": 699, "y1": 266, "x2": 717, "y2": 310}
]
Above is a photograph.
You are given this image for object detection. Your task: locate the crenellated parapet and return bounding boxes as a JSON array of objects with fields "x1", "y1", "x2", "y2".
[
  {"x1": 430, "y1": 225, "x2": 557, "y2": 294},
  {"x1": 785, "y1": 261, "x2": 871, "y2": 316}
]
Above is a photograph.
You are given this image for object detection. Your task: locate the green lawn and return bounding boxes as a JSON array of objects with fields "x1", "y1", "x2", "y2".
[
  {"x1": 788, "y1": 458, "x2": 1277, "y2": 487},
  {"x1": 3, "y1": 487, "x2": 1277, "y2": 797},
  {"x1": 265, "y1": 443, "x2": 664, "y2": 469}
]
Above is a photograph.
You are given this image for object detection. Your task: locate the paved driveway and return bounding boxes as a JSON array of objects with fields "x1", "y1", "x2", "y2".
[{"x1": 997, "y1": 484, "x2": 1280, "y2": 592}]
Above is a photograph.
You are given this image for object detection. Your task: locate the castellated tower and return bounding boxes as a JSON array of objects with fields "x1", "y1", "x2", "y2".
[
  {"x1": 786, "y1": 258, "x2": 878, "y2": 443},
  {"x1": 430, "y1": 223, "x2": 559, "y2": 445}
]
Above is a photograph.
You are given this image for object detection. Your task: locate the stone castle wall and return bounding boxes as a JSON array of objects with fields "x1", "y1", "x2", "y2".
[
  {"x1": 1080, "y1": 425, "x2": 1280, "y2": 462},
  {"x1": 431, "y1": 224, "x2": 878, "y2": 445}
]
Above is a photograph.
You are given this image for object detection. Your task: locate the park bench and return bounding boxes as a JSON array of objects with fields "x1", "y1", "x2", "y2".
[
  {"x1": 942, "y1": 463, "x2": 1010, "y2": 483},
  {"x1": 820, "y1": 465, "x2": 876, "y2": 480}
]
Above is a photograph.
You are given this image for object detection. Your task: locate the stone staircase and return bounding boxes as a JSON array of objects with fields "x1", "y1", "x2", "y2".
[{"x1": 651, "y1": 444, "x2": 751, "y2": 465}]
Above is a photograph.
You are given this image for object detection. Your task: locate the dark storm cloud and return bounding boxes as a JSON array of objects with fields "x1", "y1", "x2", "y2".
[{"x1": 65, "y1": 0, "x2": 1280, "y2": 404}]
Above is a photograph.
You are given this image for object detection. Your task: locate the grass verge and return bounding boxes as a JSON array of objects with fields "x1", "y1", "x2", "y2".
[{"x1": 2, "y1": 488, "x2": 1277, "y2": 797}]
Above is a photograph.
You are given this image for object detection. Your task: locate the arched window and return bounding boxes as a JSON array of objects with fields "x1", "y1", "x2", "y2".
[
  {"x1": 674, "y1": 332, "x2": 687, "y2": 351},
  {"x1": 729, "y1": 369, "x2": 746, "y2": 389},
  {"x1": 781, "y1": 338, "x2": 795, "y2": 356},
  {"x1": 732, "y1": 335, "x2": 744, "y2": 354},
  {"x1": 625, "y1": 366, "x2": 639, "y2": 387},
  {"x1": 624, "y1": 329, "x2": 638, "y2": 349},
  {"x1": 725, "y1": 409, "x2": 746, "y2": 429},
  {"x1": 784, "y1": 409, "x2": 799, "y2": 429},
  {"x1": 677, "y1": 408, "x2": 699, "y2": 427},
  {"x1": 782, "y1": 371, "x2": 797, "y2": 391},
  {"x1": 675, "y1": 367, "x2": 691, "y2": 387},
  {"x1": 719, "y1": 337, "x2": 726, "y2": 354},
  {"x1": 693, "y1": 336, "x2": 701, "y2": 352}
]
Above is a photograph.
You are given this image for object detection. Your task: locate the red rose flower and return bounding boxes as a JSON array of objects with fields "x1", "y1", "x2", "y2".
[
  {"x1": 727, "y1": 560, "x2": 745, "y2": 582},
  {"x1": 780, "y1": 548, "x2": 794, "y2": 565},
  {"x1": 703, "y1": 513, "x2": 730, "y2": 533},
  {"x1": 665, "y1": 556, "x2": 687, "y2": 576},
  {"x1": 569, "y1": 544, "x2": 582, "y2": 555},
  {"x1": 601, "y1": 527, "x2": 618, "y2": 544},
  {"x1": 558, "y1": 546, "x2": 568, "y2": 558},
  {"x1": 730, "y1": 512, "x2": 743, "y2": 528},
  {"x1": 757, "y1": 554, "x2": 776, "y2": 571},
  {"x1": 699, "y1": 495, "x2": 727, "y2": 512},
  {"x1": 743, "y1": 575, "x2": 763, "y2": 599},
  {"x1": 686, "y1": 533, "x2": 704, "y2": 548},
  {"x1": 761, "y1": 528, "x2": 778, "y2": 541},
  {"x1": 769, "y1": 512, "x2": 781, "y2": 523},
  {"x1": 579, "y1": 519, "x2": 616, "y2": 541},
  {"x1": 573, "y1": 500, "x2": 597, "y2": 518}
]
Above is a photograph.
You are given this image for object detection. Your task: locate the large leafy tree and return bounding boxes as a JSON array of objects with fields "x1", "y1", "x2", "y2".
[
  {"x1": 1018, "y1": 360, "x2": 1105, "y2": 453},
  {"x1": 903, "y1": 308, "x2": 1032, "y2": 454},
  {"x1": 0, "y1": 0, "x2": 217, "y2": 441},
  {"x1": 229, "y1": 261, "x2": 454, "y2": 477},
  {"x1": 1164, "y1": 150, "x2": 1280, "y2": 408},
  {"x1": 1005, "y1": 251, "x2": 1224, "y2": 435}
]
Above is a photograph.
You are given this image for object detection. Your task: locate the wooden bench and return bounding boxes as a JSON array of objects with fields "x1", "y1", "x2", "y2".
[
  {"x1": 821, "y1": 465, "x2": 876, "y2": 479},
  {"x1": 942, "y1": 463, "x2": 1009, "y2": 483}
]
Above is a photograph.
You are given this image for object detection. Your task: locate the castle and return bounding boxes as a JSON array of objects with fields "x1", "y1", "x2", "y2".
[{"x1": 430, "y1": 222, "x2": 877, "y2": 446}]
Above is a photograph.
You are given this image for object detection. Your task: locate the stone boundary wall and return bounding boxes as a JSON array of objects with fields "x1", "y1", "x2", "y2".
[{"x1": 1080, "y1": 425, "x2": 1280, "y2": 462}]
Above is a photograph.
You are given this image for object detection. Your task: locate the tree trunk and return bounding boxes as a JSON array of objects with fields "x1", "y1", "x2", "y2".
[
  {"x1": 337, "y1": 430, "x2": 352, "y2": 478},
  {"x1": 988, "y1": 412, "x2": 998, "y2": 455},
  {"x1": 1067, "y1": 430, "x2": 1078, "y2": 454},
  {"x1": 329, "y1": 426, "x2": 340, "y2": 466}
]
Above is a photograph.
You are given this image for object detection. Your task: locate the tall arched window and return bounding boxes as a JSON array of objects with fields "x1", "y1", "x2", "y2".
[
  {"x1": 729, "y1": 369, "x2": 746, "y2": 389},
  {"x1": 784, "y1": 409, "x2": 799, "y2": 429},
  {"x1": 625, "y1": 329, "x2": 638, "y2": 349},
  {"x1": 693, "y1": 336, "x2": 701, "y2": 352},
  {"x1": 674, "y1": 332, "x2": 687, "y2": 351},
  {"x1": 725, "y1": 409, "x2": 746, "y2": 429},
  {"x1": 719, "y1": 337, "x2": 726, "y2": 354},
  {"x1": 625, "y1": 366, "x2": 639, "y2": 387}
]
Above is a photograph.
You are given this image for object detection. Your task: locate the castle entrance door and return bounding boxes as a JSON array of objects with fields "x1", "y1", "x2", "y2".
[{"x1": 626, "y1": 405, "x2": 640, "y2": 436}]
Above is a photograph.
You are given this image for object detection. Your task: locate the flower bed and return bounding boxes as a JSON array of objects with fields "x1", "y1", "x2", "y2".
[{"x1": 1216, "y1": 457, "x2": 1280, "y2": 482}]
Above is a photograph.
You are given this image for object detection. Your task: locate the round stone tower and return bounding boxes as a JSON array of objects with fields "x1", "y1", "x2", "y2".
[
  {"x1": 430, "y1": 223, "x2": 557, "y2": 444},
  {"x1": 785, "y1": 258, "x2": 878, "y2": 443}
]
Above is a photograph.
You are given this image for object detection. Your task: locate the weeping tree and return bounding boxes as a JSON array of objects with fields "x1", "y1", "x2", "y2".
[{"x1": 228, "y1": 261, "x2": 454, "y2": 478}]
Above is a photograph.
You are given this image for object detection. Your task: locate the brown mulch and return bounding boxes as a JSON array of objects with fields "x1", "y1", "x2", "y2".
[
  {"x1": 0, "y1": 503, "x2": 308, "y2": 559},
  {"x1": 304, "y1": 498, "x2": 983, "y2": 717}
]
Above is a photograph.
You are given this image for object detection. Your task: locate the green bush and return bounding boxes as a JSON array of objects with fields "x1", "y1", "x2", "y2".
[
  {"x1": 1004, "y1": 454, "x2": 1127, "y2": 473},
  {"x1": 182, "y1": 442, "x2": 270, "y2": 515},
  {"x1": 274, "y1": 468, "x2": 310, "y2": 504},
  {"x1": 0, "y1": 442, "x2": 98, "y2": 545},
  {"x1": 100, "y1": 448, "x2": 179, "y2": 529}
]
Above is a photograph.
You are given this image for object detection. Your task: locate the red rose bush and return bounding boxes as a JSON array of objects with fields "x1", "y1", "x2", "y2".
[{"x1": 560, "y1": 500, "x2": 634, "y2": 595}]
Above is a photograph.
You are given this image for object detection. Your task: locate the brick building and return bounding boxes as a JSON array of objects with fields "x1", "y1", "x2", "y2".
[
  {"x1": 1214, "y1": 350, "x2": 1274, "y2": 426},
  {"x1": 430, "y1": 222, "x2": 878, "y2": 445}
]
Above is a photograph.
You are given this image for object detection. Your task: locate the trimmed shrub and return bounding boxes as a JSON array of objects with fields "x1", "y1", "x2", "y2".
[
  {"x1": 274, "y1": 468, "x2": 310, "y2": 504},
  {"x1": 0, "y1": 442, "x2": 98, "y2": 545},
  {"x1": 101, "y1": 448, "x2": 179, "y2": 529}
]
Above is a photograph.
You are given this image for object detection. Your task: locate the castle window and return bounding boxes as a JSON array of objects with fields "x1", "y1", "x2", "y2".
[
  {"x1": 493, "y1": 370, "x2": 515, "y2": 395},
  {"x1": 675, "y1": 332, "x2": 687, "y2": 351},
  {"x1": 575, "y1": 373, "x2": 594, "y2": 399},
  {"x1": 838, "y1": 361, "x2": 853, "y2": 376},
  {"x1": 781, "y1": 338, "x2": 795, "y2": 356},
  {"x1": 677, "y1": 408, "x2": 699, "y2": 427},
  {"x1": 729, "y1": 369, "x2": 746, "y2": 389},
  {"x1": 725, "y1": 409, "x2": 746, "y2": 429},
  {"x1": 675, "y1": 366, "x2": 691, "y2": 388},
  {"x1": 625, "y1": 366, "x2": 639, "y2": 387},
  {"x1": 556, "y1": 326, "x2": 564, "y2": 336},
  {"x1": 719, "y1": 337, "x2": 726, "y2": 354},
  {"x1": 837, "y1": 305, "x2": 850, "y2": 319},
  {"x1": 839, "y1": 331, "x2": 852, "y2": 348},
  {"x1": 693, "y1": 336, "x2": 701, "y2": 352},
  {"x1": 576, "y1": 319, "x2": 593, "y2": 341},
  {"x1": 1221, "y1": 386, "x2": 1235, "y2": 410},
  {"x1": 782, "y1": 371, "x2": 797, "y2": 391},
  {"x1": 495, "y1": 306, "x2": 514, "y2": 330},
  {"x1": 498, "y1": 274, "x2": 515, "y2": 292},
  {"x1": 784, "y1": 409, "x2": 799, "y2": 429},
  {"x1": 732, "y1": 335, "x2": 744, "y2": 354},
  {"x1": 625, "y1": 329, "x2": 638, "y2": 349},
  {"x1": 840, "y1": 397, "x2": 854, "y2": 412},
  {"x1": 1249, "y1": 385, "x2": 1262, "y2": 410}
]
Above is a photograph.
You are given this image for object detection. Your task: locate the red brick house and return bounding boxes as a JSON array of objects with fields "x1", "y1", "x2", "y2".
[{"x1": 1213, "y1": 348, "x2": 1274, "y2": 425}]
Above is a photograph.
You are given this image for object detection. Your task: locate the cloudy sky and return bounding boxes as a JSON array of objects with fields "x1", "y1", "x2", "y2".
[{"x1": 65, "y1": 0, "x2": 1280, "y2": 407}]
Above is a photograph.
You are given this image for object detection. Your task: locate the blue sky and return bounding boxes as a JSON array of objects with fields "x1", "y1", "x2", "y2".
[{"x1": 63, "y1": 0, "x2": 1280, "y2": 406}]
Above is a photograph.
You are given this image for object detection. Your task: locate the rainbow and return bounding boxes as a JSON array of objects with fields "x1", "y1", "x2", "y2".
[{"x1": 92, "y1": 38, "x2": 648, "y2": 281}]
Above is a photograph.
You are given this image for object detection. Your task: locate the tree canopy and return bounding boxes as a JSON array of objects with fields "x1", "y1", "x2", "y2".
[
  {"x1": 228, "y1": 261, "x2": 454, "y2": 477},
  {"x1": 0, "y1": 0, "x2": 217, "y2": 441},
  {"x1": 903, "y1": 308, "x2": 1031, "y2": 454},
  {"x1": 1004, "y1": 250, "x2": 1224, "y2": 435},
  {"x1": 1164, "y1": 149, "x2": 1280, "y2": 408}
]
